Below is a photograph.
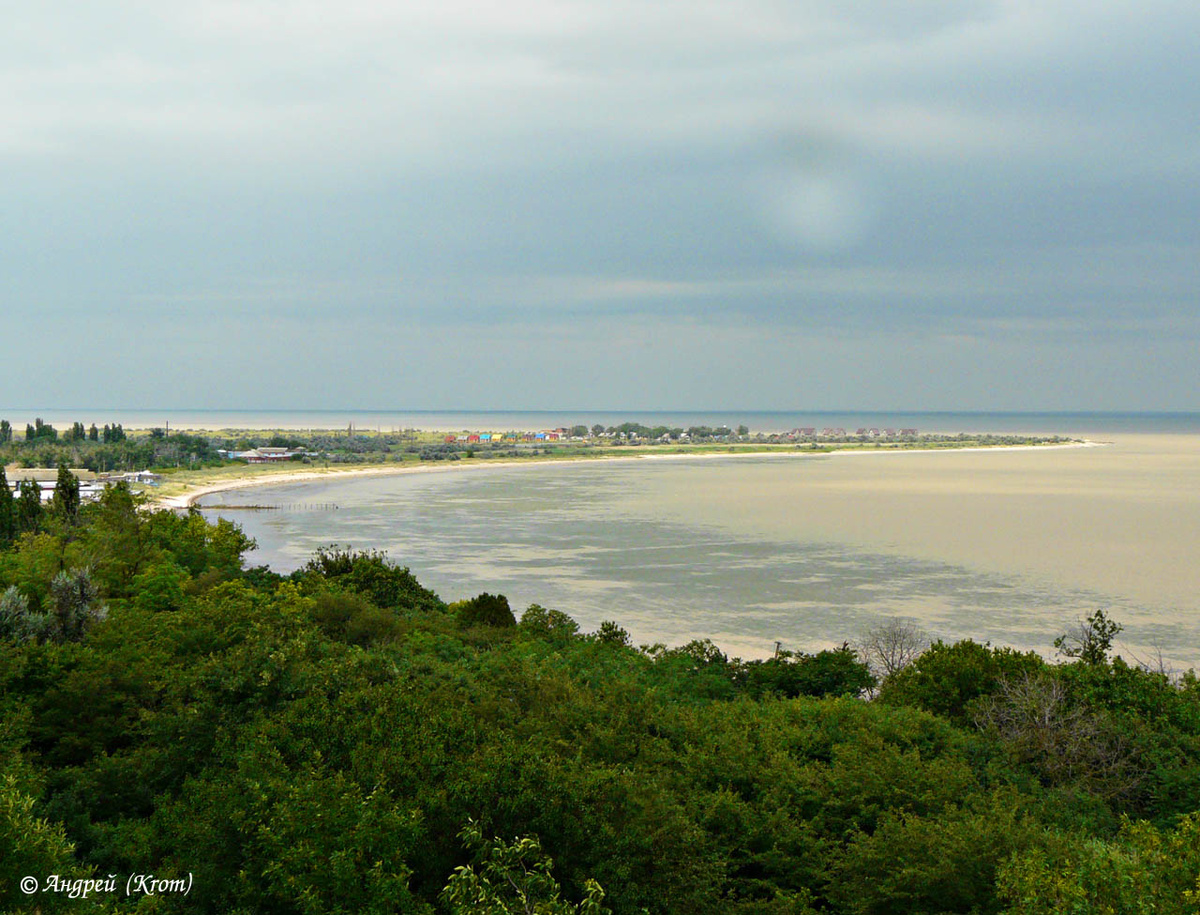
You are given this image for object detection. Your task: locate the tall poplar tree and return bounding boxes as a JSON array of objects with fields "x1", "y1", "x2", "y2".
[
  {"x1": 16, "y1": 479, "x2": 42, "y2": 534},
  {"x1": 52, "y1": 465, "x2": 80, "y2": 522},
  {"x1": 0, "y1": 467, "x2": 14, "y2": 544}
]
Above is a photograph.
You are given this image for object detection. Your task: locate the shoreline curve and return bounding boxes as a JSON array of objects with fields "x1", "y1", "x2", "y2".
[{"x1": 159, "y1": 440, "x2": 1100, "y2": 510}]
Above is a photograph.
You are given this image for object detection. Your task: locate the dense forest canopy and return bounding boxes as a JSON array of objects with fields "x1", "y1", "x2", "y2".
[{"x1": 2, "y1": 476, "x2": 1199, "y2": 913}]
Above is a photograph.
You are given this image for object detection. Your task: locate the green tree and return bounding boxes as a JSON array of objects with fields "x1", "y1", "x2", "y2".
[
  {"x1": 0, "y1": 419, "x2": 11, "y2": 443},
  {"x1": 828, "y1": 790, "x2": 1041, "y2": 915},
  {"x1": 2, "y1": 532, "x2": 66, "y2": 615},
  {"x1": 0, "y1": 564, "x2": 106, "y2": 646},
  {"x1": 51, "y1": 465, "x2": 80, "y2": 523},
  {"x1": 131, "y1": 560, "x2": 191, "y2": 613},
  {"x1": 309, "y1": 589, "x2": 404, "y2": 646},
  {"x1": 302, "y1": 546, "x2": 444, "y2": 613},
  {"x1": 152, "y1": 747, "x2": 428, "y2": 915},
  {"x1": 77, "y1": 482, "x2": 146, "y2": 597},
  {"x1": 741, "y1": 646, "x2": 875, "y2": 699},
  {"x1": 0, "y1": 586, "x2": 54, "y2": 643},
  {"x1": 649, "y1": 638, "x2": 737, "y2": 700},
  {"x1": 593, "y1": 620, "x2": 630, "y2": 647},
  {"x1": 0, "y1": 773, "x2": 84, "y2": 913},
  {"x1": 441, "y1": 821, "x2": 610, "y2": 915},
  {"x1": 48, "y1": 567, "x2": 106, "y2": 642},
  {"x1": 145, "y1": 510, "x2": 254, "y2": 580},
  {"x1": 16, "y1": 479, "x2": 42, "y2": 534},
  {"x1": 456, "y1": 592, "x2": 516, "y2": 628},
  {"x1": 879, "y1": 640, "x2": 1047, "y2": 725},
  {"x1": 0, "y1": 467, "x2": 14, "y2": 545},
  {"x1": 999, "y1": 815, "x2": 1200, "y2": 915},
  {"x1": 87, "y1": 423, "x2": 99, "y2": 442},
  {"x1": 1054, "y1": 610, "x2": 1122, "y2": 665},
  {"x1": 519, "y1": 604, "x2": 580, "y2": 641}
]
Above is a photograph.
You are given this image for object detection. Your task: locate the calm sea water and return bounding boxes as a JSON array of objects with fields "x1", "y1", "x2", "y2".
[{"x1": 195, "y1": 417, "x2": 1200, "y2": 668}]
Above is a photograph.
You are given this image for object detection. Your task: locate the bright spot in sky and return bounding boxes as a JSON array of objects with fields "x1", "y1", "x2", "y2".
[{"x1": 761, "y1": 167, "x2": 875, "y2": 253}]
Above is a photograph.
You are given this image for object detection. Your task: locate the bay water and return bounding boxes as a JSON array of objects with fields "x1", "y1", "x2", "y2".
[{"x1": 195, "y1": 414, "x2": 1200, "y2": 668}]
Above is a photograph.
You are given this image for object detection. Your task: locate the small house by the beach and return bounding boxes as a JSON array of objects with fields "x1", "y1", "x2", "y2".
[
  {"x1": 121, "y1": 470, "x2": 163, "y2": 486},
  {"x1": 3, "y1": 466, "x2": 99, "y2": 502},
  {"x1": 245, "y1": 447, "x2": 295, "y2": 463}
]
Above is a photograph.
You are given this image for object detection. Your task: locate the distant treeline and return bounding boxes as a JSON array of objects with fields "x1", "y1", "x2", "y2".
[
  {"x1": 0, "y1": 419, "x2": 318, "y2": 474},
  {"x1": 0, "y1": 416, "x2": 1071, "y2": 483},
  {"x1": 1, "y1": 489, "x2": 1198, "y2": 913}
]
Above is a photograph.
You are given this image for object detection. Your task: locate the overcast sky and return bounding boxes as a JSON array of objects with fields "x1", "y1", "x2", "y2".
[{"x1": 3, "y1": 0, "x2": 1197, "y2": 411}]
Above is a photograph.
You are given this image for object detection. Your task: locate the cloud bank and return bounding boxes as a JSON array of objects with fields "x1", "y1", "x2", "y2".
[{"x1": 2, "y1": 0, "x2": 1197, "y2": 409}]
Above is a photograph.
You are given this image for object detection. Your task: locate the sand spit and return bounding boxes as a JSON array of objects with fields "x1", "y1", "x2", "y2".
[{"x1": 157, "y1": 440, "x2": 1099, "y2": 510}]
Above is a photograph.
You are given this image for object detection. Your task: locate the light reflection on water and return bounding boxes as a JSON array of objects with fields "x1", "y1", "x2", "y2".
[{"x1": 195, "y1": 455, "x2": 1181, "y2": 663}]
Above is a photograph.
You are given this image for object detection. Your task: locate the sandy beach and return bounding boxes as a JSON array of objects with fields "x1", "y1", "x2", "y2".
[{"x1": 158, "y1": 440, "x2": 1098, "y2": 510}]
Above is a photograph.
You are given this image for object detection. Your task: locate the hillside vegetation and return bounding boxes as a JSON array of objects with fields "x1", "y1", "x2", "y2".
[{"x1": 2, "y1": 484, "x2": 1199, "y2": 913}]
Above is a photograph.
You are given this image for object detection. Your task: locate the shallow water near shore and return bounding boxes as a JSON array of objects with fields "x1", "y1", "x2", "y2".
[{"x1": 198, "y1": 430, "x2": 1200, "y2": 668}]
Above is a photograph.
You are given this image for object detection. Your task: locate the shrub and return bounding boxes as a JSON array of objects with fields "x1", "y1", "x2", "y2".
[{"x1": 455, "y1": 593, "x2": 516, "y2": 628}]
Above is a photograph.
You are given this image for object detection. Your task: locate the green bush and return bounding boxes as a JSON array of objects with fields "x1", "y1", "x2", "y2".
[{"x1": 455, "y1": 593, "x2": 516, "y2": 628}]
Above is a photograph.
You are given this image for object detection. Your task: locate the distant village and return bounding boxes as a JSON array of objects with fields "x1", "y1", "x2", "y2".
[
  {"x1": 439, "y1": 426, "x2": 920, "y2": 445},
  {"x1": 0, "y1": 423, "x2": 946, "y2": 501},
  {"x1": 5, "y1": 418, "x2": 1086, "y2": 510}
]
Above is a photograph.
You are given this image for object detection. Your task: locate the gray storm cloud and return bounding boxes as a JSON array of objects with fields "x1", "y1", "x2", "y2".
[{"x1": 1, "y1": 0, "x2": 1197, "y2": 410}]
